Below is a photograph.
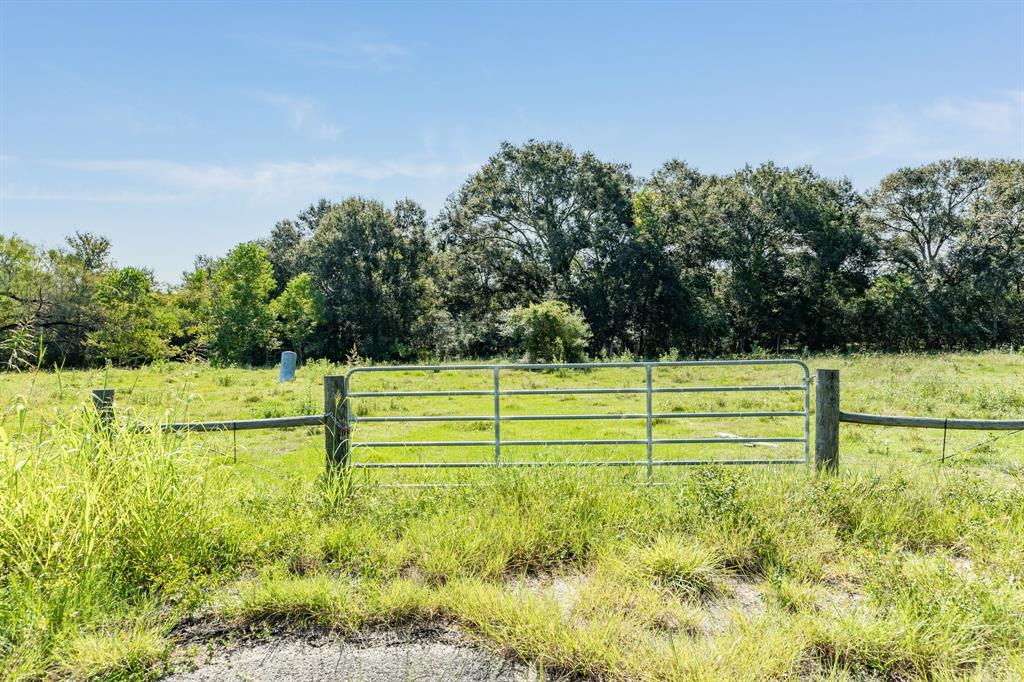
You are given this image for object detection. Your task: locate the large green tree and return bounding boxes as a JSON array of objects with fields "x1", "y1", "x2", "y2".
[
  {"x1": 306, "y1": 197, "x2": 439, "y2": 360},
  {"x1": 208, "y1": 243, "x2": 277, "y2": 365},
  {"x1": 942, "y1": 160, "x2": 1024, "y2": 346},
  {"x1": 87, "y1": 267, "x2": 177, "y2": 366},
  {"x1": 627, "y1": 162, "x2": 723, "y2": 354},
  {"x1": 864, "y1": 158, "x2": 1012, "y2": 348},
  {"x1": 867, "y1": 158, "x2": 992, "y2": 277},
  {"x1": 271, "y1": 273, "x2": 321, "y2": 361},
  {"x1": 706, "y1": 164, "x2": 874, "y2": 352},
  {"x1": 435, "y1": 140, "x2": 635, "y2": 354},
  {"x1": 0, "y1": 232, "x2": 110, "y2": 367},
  {"x1": 263, "y1": 199, "x2": 335, "y2": 295}
]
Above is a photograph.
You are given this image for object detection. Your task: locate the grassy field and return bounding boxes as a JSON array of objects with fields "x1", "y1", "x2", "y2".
[{"x1": 1, "y1": 352, "x2": 1023, "y2": 680}]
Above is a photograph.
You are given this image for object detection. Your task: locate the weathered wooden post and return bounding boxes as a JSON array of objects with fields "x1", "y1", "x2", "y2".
[
  {"x1": 815, "y1": 369, "x2": 840, "y2": 472},
  {"x1": 92, "y1": 388, "x2": 115, "y2": 428},
  {"x1": 323, "y1": 375, "x2": 350, "y2": 471}
]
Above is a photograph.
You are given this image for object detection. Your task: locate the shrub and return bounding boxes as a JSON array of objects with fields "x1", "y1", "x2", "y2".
[{"x1": 503, "y1": 301, "x2": 591, "y2": 362}]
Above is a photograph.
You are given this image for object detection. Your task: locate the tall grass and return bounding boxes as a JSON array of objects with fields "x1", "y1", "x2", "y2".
[
  {"x1": 2, "y1": 390, "x2": 1023, "y2": 679},
  {"x1": 0, "y1": 412, "x2": 241, "y2": 679}
]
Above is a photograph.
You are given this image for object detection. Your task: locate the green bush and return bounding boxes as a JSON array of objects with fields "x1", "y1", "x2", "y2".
[
  {"x1": 503, "y1": 300, "x2": 591, "y2": 362},
  {"x1": 271, "y1": 273, "x2": 321, "y2": 362},
  {"x1": 87, "y1": 267, "x2": 178, "y2": 367}
]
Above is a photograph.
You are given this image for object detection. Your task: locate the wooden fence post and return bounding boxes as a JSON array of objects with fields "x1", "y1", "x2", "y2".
[
  {"x1": 92, "y1": 388, "x2": 115, "y2": 428},
  {"x1": 815, "y1": 369, "x2": 839, "y2": 472},
  {"x1": 324, "y1": 375, "x2": 350, "y2": 471}
]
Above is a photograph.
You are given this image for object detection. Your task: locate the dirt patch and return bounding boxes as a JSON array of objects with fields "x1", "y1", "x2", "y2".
[
  {"x1": 164, "y1": 627, "x2": 535, "y2": 682},
  {"x1": 819, "y1": 578, "x2": 868, "y2": 613},
  {"x1": 515, "y1": 571, "x2": 769, "y2": 637},
  {"x1": 700, "y1": 576, "x2": 766, "y2": 634},
  {"x1": 516, "y1": 573, "x2": 582, "y2": 616}
]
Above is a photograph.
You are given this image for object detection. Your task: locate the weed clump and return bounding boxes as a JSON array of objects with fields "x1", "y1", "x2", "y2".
[{"x1": 629, "y1": 538, "x2": 724, "y2": 599}]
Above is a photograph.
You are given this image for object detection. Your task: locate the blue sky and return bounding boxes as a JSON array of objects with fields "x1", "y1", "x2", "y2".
[{"x1": 1, "y1": 0, "x2": 1022, "y2": 284}]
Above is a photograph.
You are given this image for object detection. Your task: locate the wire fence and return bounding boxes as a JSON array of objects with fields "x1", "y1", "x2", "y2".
[{"x1": 11, "y1": 359, "x2": 1018, "y2": 481}]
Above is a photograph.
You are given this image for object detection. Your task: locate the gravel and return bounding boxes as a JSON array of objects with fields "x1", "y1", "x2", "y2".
[{"x1": 164, "y1": 629, "x2": 535, "y2": 682}]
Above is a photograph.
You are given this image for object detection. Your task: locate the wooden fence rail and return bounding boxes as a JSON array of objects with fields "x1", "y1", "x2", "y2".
[
  {"x1": 92, "y1": 380, "x2": 350, "y2": 471},
  {"x1": 837, "y1": 411, "x2": 1024, "y2": 431},
  {"x1": 813, "y1": 368, "x2": 1023, "y2": 471},
  {"x1": 161, "y1": 415, "x2": 325, "y2": 432}
]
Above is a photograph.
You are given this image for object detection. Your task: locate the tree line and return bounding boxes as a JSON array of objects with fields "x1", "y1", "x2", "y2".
[{"x1": 2, "y1": 141, "x2": 1021, "y2": 368}]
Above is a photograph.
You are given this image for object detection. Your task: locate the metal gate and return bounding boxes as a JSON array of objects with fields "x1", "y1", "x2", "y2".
[{"x1": 344, "y1": 360, "x2": 810, "y2": 475}]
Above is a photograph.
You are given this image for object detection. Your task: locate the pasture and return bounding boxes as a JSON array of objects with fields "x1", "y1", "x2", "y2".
[{"x1": 2, "y1": 352, "x2": 1023, "y2": 680}]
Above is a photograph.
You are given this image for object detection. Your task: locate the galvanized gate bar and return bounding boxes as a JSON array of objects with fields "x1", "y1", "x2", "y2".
[
  {"x1": 493, "y1": 367, "x2": 501, "y2": 464},
  {"x1": 350, "y1": 386, "x2": 807, "y2": 398},
  {"x1": 350, "y1": 385, "x2": 806, "y2": 397},
  {"x1": 500, "y1": 387, "x2": 647, "y2": 395},
  {"x1": 356, "y1": 436, "x2": 805, "y2": 447},
  {"x1": 358, "y1": 440, "x2": 495, "y2": 447},
  {"x1": 354, "y1": 410, "x2": 805, "y2": 423},
  {"x1": 348, "y1": 389, "x2": 493, "y2": 397},
  {"x1": 652, "y1": 385, "x2": 804, "y2": 393},
  {"x1": 654, "y1": 436, "x2": 804, "y2": 444},
  {"x1": 349, "y1": 360, "x2": 803, "y2": 371},
  {"x1": 344, "y1": 360, "x2": 812, "y2": 473},
  {"x1": 645, "y1": 365, "x2": 654, "y2": 478},
  {"x1": 355, "y1": 415, "x2": 495, "y2": 422},
  {"x1": 350, "y1": 458, "x2": 805, "y2": 469}
]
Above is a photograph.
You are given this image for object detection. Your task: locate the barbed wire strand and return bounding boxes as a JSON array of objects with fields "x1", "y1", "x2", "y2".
[
  {"x1": 941, "y1": 418, "x2": 948, "y2": 463},
  {"x1": 934, "y1": 427, "x2": 1023, "y2": 466}
]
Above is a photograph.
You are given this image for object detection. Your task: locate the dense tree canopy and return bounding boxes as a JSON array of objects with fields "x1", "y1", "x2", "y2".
[
  {"x1": 626, "y1": 161, "x2": 721, "y2": 355},
  {"x1": 868, "y1": 158, "x2": 992, "y2": 276},
  {"x1": 87, "y1": 267, "x2": 177, "y2": 366},
  {"x1": 208, "y1": 243, "x2": 277, "y2": 365},
  {"x1": 0, "y1": 233, "x2": 108, "y2": 368},
  {"x1": 1, "y1": 143, "x2": 1020, "y2": 368},
  {"x1": 304, "y1": 197, "x2": 440, "y2": 360},
  {"x1": 435, "y1": 141, "x2": 636, "y2": 355},
  {"x1": 863, "y1": 159, "x2": 1023, "y2": 349},
  {"x1": 707, "y1": 164, "x2": 877, "y2": 351},
  {"x1": 271, "y1": 273, "x2": 321, "y2": 362}
]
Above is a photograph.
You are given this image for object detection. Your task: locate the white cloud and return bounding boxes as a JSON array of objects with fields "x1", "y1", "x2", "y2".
[
  {"x1": 252, "y1": 92, "x2": 344, "y2": 140},
  {"x1": 316, "y1": 123, "x2": 343, "y2": 140},
  {"x1": 0, "y1": 188, "x2": 183, "y2": 203},
  {"x1": 347, "y1": 40, "x2": 410, "y2": 63},
  {"x1": 847, "y1": 91, "x2": 1023, "y2": 164},
  {"x1": 856, "y1": 109, "x2": 929, "y2": 160},
  {"x1": 49, "y1": 157, "x2": 452, "y2": 201},
  {"x1": 757, "y1": 91, "x2": 1024, "y2": 171},
  {"x1": 300, "y1": 39, "x2": 412, "y2": 70},
  {"x1": 238, "y1": 34, "x2": 415, "y2": 71},
  {"x1": 926, "y1": 91, "x2": 1023, "y2": 136}
]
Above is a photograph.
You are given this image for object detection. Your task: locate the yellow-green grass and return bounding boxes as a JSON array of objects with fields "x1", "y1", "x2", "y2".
[
  {"x1": 2, "y1": 352, "x2": 1021, "y2": 483},
  {"x1": 1, "y1": 352, "x2": 1022, "y2": 680}
]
